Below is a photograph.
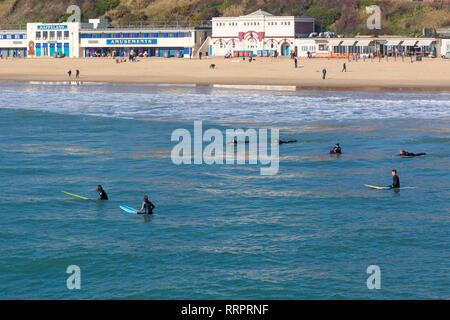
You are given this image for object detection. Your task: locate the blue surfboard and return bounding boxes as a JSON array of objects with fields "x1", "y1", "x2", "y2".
[{"x1": 120, "y1": 205, "x2": 140, "y2": 214}]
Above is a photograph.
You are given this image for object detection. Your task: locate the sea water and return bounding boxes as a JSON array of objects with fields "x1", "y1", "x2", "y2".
[{"x1": 0, "y1": 83, "x2": 448, "y2": 299}]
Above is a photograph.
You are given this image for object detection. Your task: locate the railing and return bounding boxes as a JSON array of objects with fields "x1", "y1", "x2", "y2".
[
  {"x1": 107, "y1": 20, "x2": 212, "y2": 30},
  {"x1": 0, "y1": 24, "x2": 27, "y2": 31},
  {"x1": 0, "y1": 20, "x2": 212, "y2": 32}
]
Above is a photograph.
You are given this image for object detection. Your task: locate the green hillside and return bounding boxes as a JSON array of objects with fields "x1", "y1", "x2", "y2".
[{"x1": 1, "y1": 0, "x2": 449, "y2": 36}]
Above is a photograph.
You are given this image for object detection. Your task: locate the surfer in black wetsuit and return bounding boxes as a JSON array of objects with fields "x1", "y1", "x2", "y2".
[
  {"x1": 274, "y1": 139, "x2": 297, "y2": 145},
  {"x1": 333, "y1": 143, "x2": 342, "y2": 154},
  {"x1": 390, "y1": 170, "x2": 400, "y2": 189},
  {"x1": 96, "y1": 185, "x2": 108, "y2": 200},
  {"x1": 137, "y1": 195, "x2": 155, "y2": 215},
  {"x1": 231, "y1": 138, "x2": 249, "y2": 144},
  {"x1": 399, "y1": 150, "x2": 426, "y2": 157}
]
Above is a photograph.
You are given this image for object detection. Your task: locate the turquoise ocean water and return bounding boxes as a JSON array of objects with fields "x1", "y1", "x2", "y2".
[{"x1": 0, "y1": 83, "x2": 448, "y2": 299}]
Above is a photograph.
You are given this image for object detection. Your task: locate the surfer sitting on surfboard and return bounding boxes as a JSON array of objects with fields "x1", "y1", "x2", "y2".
[
  {"x1": 389, "y1": 170, "x2": 400, "y2": 189},
  {"x1": 137, "y1": 195, "x2": 155, "y2": 215},
  {"x1": 330, "y1": 143, "x2": 341, "y2": 154},
  {"x1": 97, "y1": 185, "x2": 109, "y2": 200},
  {"x1": 399, "y1": 150, "x2": 426, "y2": 157}
]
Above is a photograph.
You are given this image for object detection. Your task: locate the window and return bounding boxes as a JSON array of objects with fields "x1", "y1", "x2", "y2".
[
  {"x1": 57, "y1": 31, "x2": 62, "y2": 40},
  {"x1": 43, "y1": 31, "x2": 48, "y2": 40},
  {"x1": 49, "y1": 31, "x2": 55, "y2": 39},
  {"x1": 36, "y1": 31, "x2": 41, "y2": 40},
  {"x1": 64, "y1": 31, "x2": 69, "y2": 39}
]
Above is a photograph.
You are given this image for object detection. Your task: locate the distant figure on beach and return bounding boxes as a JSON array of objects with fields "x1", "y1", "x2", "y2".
[
  {"x1": 209, "y1": 64, "x2": 216, "y2": 69},
  {"x1": 398, "y1": 150, "x2": 426, "y2": 157},
  {"x1": 322, "y1": 68, "x2": 327, "y2": 80},
  {"x1": 199, "y1": 52, "x2": 203, "y2": 60},
  {"x1": 389, "y1": 170, "x2": 400, "y2": 189},
  {"x1": 76, "y1": 70, "x2": 80, "y2": 79},
  {"x1": 137, "y1": 195, "x2": 155, "y2": 215},
  {"x1": 68, "y1": 70, "x2": 72, "y2": 78},
  {"x1": 342, "y1": 63, "x2": 347, "y2": 72},
  {"x1": 96, "y1": 185, "x2": 108, "y2": 200},
  {"x1": 294, "y1": 58, "x2": 298, "y2": 69},
  {"x1": 330, "y1": 143, "x2": 341, "y2": 154}
]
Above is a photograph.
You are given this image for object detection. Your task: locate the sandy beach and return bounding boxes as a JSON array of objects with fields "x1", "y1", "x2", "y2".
[{"x1": 1, "y1": 56, "x2": 450, "y2": 92}]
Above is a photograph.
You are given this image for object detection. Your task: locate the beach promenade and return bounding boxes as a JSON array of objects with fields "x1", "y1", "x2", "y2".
[{"x1": 1, "y1": 56, "x2": 450, "y2": 92}]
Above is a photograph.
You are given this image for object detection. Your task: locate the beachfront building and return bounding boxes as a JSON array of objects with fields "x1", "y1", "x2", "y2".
[
  {"x1": 0, "y1": 19, "x2": 211, "y2": 58},
  {"x1": 211, "y1": 10, "x2": 315, "y2": 57},
  {"x1": 210, "y1": 10, "x2": 438, "y2": 59},
  {"x1": 0, "y1": 29, "x2": 27, "y2": 58},
  {"x1": 313, "y1": 37, "x2": 437, "y2": 58}
]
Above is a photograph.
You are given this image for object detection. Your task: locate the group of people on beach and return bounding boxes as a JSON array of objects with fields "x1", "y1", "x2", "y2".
[{"x1": 67, "y1": 69, "x2": 80, "y2": 79}]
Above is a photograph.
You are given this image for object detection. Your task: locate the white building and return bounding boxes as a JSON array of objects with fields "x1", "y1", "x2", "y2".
[
  {"x1": 0, "y1": 19, "x2": 211, "y2": 58},
  {"x1": 211, "y1": 9, "x2": 315, "y2": 57},
  {"x1": 27, "y1": 22, "x2": 83, "y2": 57},
  {"x1": 0, "y1": 29, "x2": 27, "y2": 57}
]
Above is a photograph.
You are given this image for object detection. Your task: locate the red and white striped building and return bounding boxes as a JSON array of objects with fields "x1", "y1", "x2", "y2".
[{"x1": 211, "y1": 10, "x2": 315, "y2": 57}]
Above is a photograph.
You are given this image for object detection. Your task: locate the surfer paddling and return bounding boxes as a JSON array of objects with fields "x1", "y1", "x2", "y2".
[
  {"x1": 398, "y1": 150, "x2": 426, "y2": 157},
  {"x1": 96, "y1": 185, "x2": 109, "y2": 200},
  {"x1": 137, "y1": 195, "x2": 155, "y2": 215},
  {"x1": 389, "y1": 170, "x2": 400, "y2": 189},
  {"x1": 274, "y1": 139, "x2": 297, "y2": 145}
]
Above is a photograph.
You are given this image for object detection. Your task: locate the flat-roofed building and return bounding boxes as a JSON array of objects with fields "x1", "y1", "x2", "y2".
[
  {"x1": 0, "y1": 19, "x2": 211, "y2": 59},
  {"x1": 0, "y1": 29, "x2": 27, "y2": 57}
]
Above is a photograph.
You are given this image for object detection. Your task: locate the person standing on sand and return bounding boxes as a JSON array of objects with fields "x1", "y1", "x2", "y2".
[
  {"x1": 68, "y1": 70, "x2": 72, "y2": 79},
  {"x1": 76, "y1": 70, "x2": 80, "y2": 79},
  {"x1": 294, "y1": 58, "x2": 298, "y2": 69},
  {"x1": 342, "y1": 63, "x2": 347, "y2": 72},
  {"x1": 322, "y1": 68, "x2": 327, "y2": 80}
]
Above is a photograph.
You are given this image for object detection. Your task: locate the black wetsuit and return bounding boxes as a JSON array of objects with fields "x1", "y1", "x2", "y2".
[
  {"x1": 391, "y1": 175, "x2": 400, "y2": 189},
  {"x1": 334, "y1": 147, "x2": 342, "y2": 154},
  {"x1": 279, "y1": 140, "x2": 297, "y2": 145},
  {"x1": 98, "y1": 190, "x2": 108, "y2": 200},
  {"x1": 138, "y1": 200, "x2": 155, "y2": 215},
  {"x1": 400, "y1": 152, "x2": 426, "y2": 157}
]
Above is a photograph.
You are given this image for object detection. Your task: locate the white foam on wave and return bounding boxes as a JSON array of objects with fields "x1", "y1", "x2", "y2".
[{"x1": 0, "y1": 84, "x2": 449, "y2": 123}]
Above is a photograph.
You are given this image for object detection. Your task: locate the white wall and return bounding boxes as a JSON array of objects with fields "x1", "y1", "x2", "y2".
[
  {"x1": 27, "y1": 22, "x2": 81, "y2": 58},
  {"x1": 441, "y1": 39, "x2": 450, "y2": 56}
]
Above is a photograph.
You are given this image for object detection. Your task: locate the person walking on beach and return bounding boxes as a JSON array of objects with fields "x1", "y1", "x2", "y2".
[
  {"x1": 294, "y1": 58, "x2": 298, "y2": 69},
  {"x1": 68, "y1": 70, "x2": 72, "y2": 78},
  {"x1": 342, "y1": 63, "x2": 347, "y2": 72},
  {"x1": 322, "y1": 68, "x2": 327, "y2": 80},
  {"x1": 137, "y1": 195, "x2": 155, "y2": 215},
  {"x1": 76, "y1": 69, "x2": 80, "y2": 79}
]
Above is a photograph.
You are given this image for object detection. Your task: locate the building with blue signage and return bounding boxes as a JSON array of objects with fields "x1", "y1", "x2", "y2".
[{"x1": 0, "y1": 19, "x2": 211, "y2": 58}]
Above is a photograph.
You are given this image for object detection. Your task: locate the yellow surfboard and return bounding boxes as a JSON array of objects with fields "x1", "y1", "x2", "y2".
[{"x1": 62, "y1": 191, "x2": 89, "y2": 200}]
